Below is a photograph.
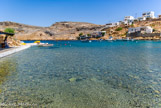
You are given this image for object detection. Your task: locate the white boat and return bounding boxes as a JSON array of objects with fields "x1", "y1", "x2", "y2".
[
  {"x1": 81, "y1": 39, "x2": 92, "y2": 43},
  {"x1": 106, "y1": 36, "x2": 113, "y2": 41},
  {"x1": 38, "y1": 43, "x2": 54, "y2": 47}
]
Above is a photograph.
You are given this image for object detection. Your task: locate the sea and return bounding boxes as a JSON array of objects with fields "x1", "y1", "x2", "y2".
[{"x1": 0, "y1": 40, "x2": 161, "y2": 108}]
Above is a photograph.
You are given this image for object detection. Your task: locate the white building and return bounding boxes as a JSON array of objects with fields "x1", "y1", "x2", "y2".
[
  {"x1": 124, "y1": 16, "x2": 135, "y2": 25},
  {"x1": 142, "y1": 11, "x2": 155, "y2": 19},
  {"x1": 124, "y1": 16, "x2": 135, "y2": 21},
  {"x1": 128, "y1": 26, "x2": 153, "y2": 34},
  {"x1": 137, "y1": 17, "x2": 146, "y2": 21}
]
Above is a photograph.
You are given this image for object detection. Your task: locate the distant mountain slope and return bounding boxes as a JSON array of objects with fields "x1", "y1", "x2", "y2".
[{"x1": 0, "y1": 21, "x2": 105, "y2": 40}]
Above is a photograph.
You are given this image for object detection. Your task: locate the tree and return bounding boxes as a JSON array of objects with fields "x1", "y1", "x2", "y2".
[
  {"x1": 4, "y1": 28, "x2": 15, "y2": 34},
  {"x1": 4, "y1": 28, "x2": 15, "y2": 47}
]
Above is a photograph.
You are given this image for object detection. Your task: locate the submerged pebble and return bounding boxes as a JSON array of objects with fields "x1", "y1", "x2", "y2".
[
  {"x1": 154, "y1": 90, "x2": 160, "y2": 94},
  {"x1": 69, "y1": 78, "x2": 77, "y2": 82}
]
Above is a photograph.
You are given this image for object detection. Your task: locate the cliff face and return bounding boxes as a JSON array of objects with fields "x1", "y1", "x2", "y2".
[{"x1": 0, "y1": 21, "x2": 105, "y2": 40}]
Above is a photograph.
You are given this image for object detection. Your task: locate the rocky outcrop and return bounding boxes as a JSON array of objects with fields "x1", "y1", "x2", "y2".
[{"x1": 0, "y1": 21, "x2": 105, "y2": 40}]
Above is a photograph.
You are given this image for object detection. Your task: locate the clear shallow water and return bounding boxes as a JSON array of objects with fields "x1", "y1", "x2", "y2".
[{"x1": 0, "y1": 40, "x2": 161, "y2": 107}]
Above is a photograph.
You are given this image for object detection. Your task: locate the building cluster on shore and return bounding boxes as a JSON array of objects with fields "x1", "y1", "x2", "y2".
[
  {"x1": 0, "y1": 11, "x2": 161, "y2": 43},
  {"x1": 105, "y1": 11, "x2": 161, "y2": 40},
  {"x1": 106, "y1": 11, "x2": 159, "y2": 28},
  {"x1": 78, "y1": 31, "x2": 106, "y2": 40}
]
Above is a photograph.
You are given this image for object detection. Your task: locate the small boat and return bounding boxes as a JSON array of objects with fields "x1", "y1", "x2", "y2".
[
  {"x1": 116, "y1": 37, "x2": 134, "y2": 41},
  {"x1": 81, "y1": 39, "x2": 92, "y2": 43},
  {"x1": 106, "y1": 39, "x2": 113, "y2": 41},
  {"x1": 38, "y1": 43, "x2": 54, "y2": 47},
  {"x1": 106, "y1": 36, "x2": 113, "y2": 41}
]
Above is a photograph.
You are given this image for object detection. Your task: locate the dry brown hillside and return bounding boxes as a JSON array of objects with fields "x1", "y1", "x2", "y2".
[
  {"x1": 1, "y1": 20, "x2": 160, "y2": 40},
  {"x1": 0, "y1": 21, "x2": 104, "y2": 40}
]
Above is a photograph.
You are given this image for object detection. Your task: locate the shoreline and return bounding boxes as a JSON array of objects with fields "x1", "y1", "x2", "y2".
[
  {"x1": 0, "y1": 45, "x2": 32, "y2": 58},
  {"x1": 19, "y1": 38, "x2": 161, "y2": 41}
]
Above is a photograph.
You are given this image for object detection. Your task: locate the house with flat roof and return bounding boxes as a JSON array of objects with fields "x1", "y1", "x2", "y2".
[
  {"x1": 137, "y1": 17, "x2": 146, "y2": 21},
  {"x1": 124, "y1": 16, "x2": 135, "y2": 21},
  {"x1": 124, "y1": 16, "x2": 135, "y2": 25},
  {"x1": 142, "y1": 11, "x2": 155, "y2": 19},
  {"x1": 128, "y1": 26, "x2": 153, "y2": 34}
]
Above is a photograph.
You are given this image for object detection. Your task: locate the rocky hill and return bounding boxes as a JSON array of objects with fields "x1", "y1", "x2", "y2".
[
  {"x1": 1, "y1": 20, "x2": 161, "y2": 40},
  {"x1": 102, "y1": 19, "x2": 161, "y2": 40},
  {"x1": 0, "y1": 21, "x2": 105, "y2": 40}
]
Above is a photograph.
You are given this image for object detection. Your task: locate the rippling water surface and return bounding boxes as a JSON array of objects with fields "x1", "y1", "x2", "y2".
[{"x1": 0, "y1": 40, "x2": 161, "y2": 108}]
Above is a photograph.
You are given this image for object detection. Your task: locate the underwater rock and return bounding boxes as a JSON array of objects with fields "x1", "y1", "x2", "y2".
[
  {"x1": 69, "y1": 78, "x2": 77, "y2": 82},
  {"x1": 90, "y1": 78, "x2": 97, "y2": 82},
  {"x1": 154, "y1": 90, "x2": 160, "y2": 94}
]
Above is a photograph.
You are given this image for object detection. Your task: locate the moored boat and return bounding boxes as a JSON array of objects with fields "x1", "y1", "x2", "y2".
[{"x1": 38, "y1": 43, "x2": 54, "y2": 47}]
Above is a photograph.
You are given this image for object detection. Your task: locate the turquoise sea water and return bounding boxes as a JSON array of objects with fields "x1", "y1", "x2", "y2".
[{"x1": 0, "y1": 40, "x2": 161, "y2": 107}]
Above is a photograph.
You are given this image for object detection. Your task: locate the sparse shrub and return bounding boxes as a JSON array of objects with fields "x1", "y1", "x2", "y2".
[
  {"x1": 79, "y1": 33, "x2": 83, "y2": 36},
  {"x1": 87, "y1": 34, "x2": 91, "y2": 36},
  {"x1": 153, "y1": 29, "x2": 156, "y2": 32},
  {"x1": 131, "y1": 24, "x2": 134, "y2": 27},
  {"x1": 115, "y1": 27, "x2": 123, "y2": 31},
  {"x1": 77, "y1": 36, "x2": 80, "y2": 40},
  {"x1": 101, "y1": 32, "x2": 105, "y2": 36}
]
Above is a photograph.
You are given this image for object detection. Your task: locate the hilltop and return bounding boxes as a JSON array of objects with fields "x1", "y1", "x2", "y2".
[{"x1": 0, "y1": 21, "x2": 105, "y2": 40}]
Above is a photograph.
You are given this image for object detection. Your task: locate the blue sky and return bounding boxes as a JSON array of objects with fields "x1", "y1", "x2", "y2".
[{"x1": 1, "y1": 0, "x2": 161, "y2": 27}]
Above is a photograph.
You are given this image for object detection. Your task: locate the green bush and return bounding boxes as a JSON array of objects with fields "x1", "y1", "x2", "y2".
[
  {"x1": 4, "y1": 28, "x2": 15, "y2": 34},
  {"x1": 87, "y1": 34, "x2": 91, "y2": 36},
  {"x1": 115, "y1": 27, "x2": 123, "y2": 31},
  {"x1": 101, "y1": 32, "x2": 105, "y2": 36},
  {"x1": 79, "y1": 33, "x2": 83, "y2": 36}
]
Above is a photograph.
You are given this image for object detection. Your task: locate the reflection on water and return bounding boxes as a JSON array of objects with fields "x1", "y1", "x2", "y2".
[{"x1": 0, "y1": 41, "x2": 161, "y2": 107}]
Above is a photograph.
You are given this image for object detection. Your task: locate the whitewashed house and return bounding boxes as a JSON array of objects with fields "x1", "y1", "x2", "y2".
[
  {"x1": 137, "y1": 17, "x2": 146, "y2": 21},
  {"x1": 124, "y1": 16, "x2": 135, "y2": 21},
  {"x1": 142, "y1": 11, "x2": 155, "y2": 19},
  {"x1": 124, "y1": 16, "x2": 135, "y2": 25},
  {"x1": 128, "y1": 26, "x2": 153, "y2": 34}
]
